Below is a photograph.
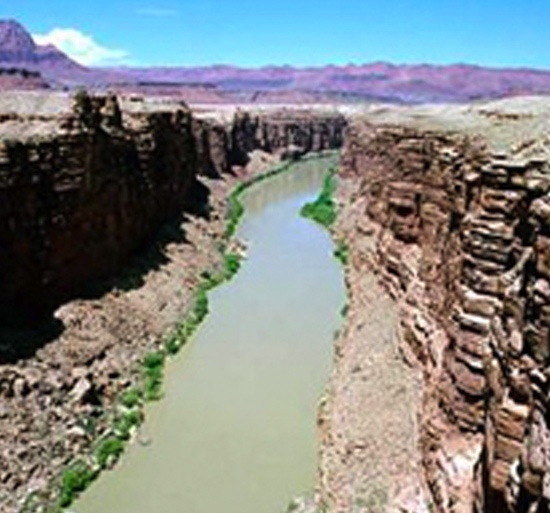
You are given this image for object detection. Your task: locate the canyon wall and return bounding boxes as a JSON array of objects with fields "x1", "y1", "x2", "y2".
[
  {"x1": 0, "y1": 93, "x2": 198, "y2": 323},
  {"x1": 340, "y1": 121, "x2": 550, "y2": 513},
  {"x1": 0, "y1": 95, "x2": 346, "y2": 325}
]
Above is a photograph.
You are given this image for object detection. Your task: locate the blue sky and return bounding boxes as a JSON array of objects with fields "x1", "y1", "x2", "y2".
[{"x1": 1, "y1": 0, "x2": 549, "y2": 68}]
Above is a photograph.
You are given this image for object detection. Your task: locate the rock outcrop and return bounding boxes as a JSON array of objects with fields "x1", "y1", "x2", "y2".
[{"x1": 336, "y1": 119, "x2": 550, "y2": 513}]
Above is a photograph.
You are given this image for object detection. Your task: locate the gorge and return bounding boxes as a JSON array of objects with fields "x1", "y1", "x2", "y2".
[{"x1": 1, "y1": 87, "x2": 550, "y2": 513}]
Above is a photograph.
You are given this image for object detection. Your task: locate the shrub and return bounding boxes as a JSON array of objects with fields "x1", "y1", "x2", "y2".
[
  {"x1": 165, "y1": 333, "x2": 182, "y2": 355},
  {"x1": 334, "y1": 241, "x2": 349, "y2": 265},
  {"x1": 114, "y1": 410, "x2": 144, "y2": 440},
  {"x1": 193, "y1": 289, "x2": 209, "y2": 323},
  {"x1": 95, "y1": 437, "x2": 125, "y2": 469},
  {"x1": 300, "y1": 169, "x2": 337, "y2": 227},
  {"x1": 119, "y1": 388, "x2": 142, "y2": 409},
  {"x1": 224, "y1": 253, "x2": 241, "y2": 277},
  {"x1": 143, "y1": 351, "x2": 165, "y2": 370},
  {"x1": 58, "y1": 462, "x2": 97, "y2": 508}
]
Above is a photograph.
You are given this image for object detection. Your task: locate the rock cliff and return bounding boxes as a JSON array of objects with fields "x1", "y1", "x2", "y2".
[
  {"x1": 0, "y1": 93, "x2": 198, "y2": 324},
  {"x1": 335, "y1": 114, "x2": 550, "y2": 513}
]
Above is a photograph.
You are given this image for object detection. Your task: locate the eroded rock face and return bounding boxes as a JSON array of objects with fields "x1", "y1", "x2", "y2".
[
  {"x1": 339, "y1": 121, "x2": 550, "y2": 513},
  {"x1": 230, "y1": 110, "x2": 346, "y2": 165},
  {"x1": 0, "y1": 93, "x2": 198, "y2": 323}
]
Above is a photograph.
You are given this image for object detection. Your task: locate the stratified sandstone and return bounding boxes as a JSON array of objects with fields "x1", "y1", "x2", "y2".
[
  {"x1": 0, "y1": 92, "x2": 198, "y2": 323},
  {"x1": 329, "y1": 99, "x2": 550, "y2": 513}
]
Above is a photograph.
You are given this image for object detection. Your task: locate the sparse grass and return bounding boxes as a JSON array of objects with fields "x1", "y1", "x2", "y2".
[{"x1": 300, "y1": 169, "x2": 337, "y2": 227}]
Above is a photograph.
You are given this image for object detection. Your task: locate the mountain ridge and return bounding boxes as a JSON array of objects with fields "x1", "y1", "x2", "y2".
[{"x1": 3, "y1": 19, "x2": 550, "y2": 103}]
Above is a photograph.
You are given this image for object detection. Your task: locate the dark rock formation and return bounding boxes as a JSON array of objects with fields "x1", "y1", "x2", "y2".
[
  {"x1": 0, "y1": 93, "x2": 197, "y2": 323},
  {"x1": 230, "y1": 110, "x2": 346, "y2": 165}
]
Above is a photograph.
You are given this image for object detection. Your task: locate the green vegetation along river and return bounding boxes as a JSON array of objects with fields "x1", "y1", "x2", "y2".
[{"x1": 74, "y1": 154, "x2": 345, "y2": 513}]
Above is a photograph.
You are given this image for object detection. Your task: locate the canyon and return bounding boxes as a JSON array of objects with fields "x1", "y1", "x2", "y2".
[
  {"x1": 0, "y1": 91, "x2": 345, "y2": 512},
  {"x1": 0, "y1": 36, "x2": 550, "y2": 512}
]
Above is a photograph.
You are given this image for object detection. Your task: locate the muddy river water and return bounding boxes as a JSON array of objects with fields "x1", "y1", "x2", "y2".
[{"x1": 75, "y1": 155, "x2": 345, "y2": 513}]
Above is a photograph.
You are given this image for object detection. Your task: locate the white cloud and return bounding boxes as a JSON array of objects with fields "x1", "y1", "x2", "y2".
[
  {"x1": 137, "y1": 7, "x2": 177, "y2": 17},
  {"x1": 32, "y1": 28, "x2": 129, "y2": 66}
]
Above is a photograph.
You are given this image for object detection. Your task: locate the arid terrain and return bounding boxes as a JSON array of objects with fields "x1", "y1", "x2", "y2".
[{"x1": 2, "y1": 15, "x2": 550, "y2": 513}]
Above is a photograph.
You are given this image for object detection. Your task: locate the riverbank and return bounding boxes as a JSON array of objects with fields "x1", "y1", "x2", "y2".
[{"x1": 316, "y1": 176, "x2": 427, "y2": 513}]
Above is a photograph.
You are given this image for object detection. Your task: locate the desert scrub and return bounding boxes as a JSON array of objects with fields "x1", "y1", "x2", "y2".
[{"x1": 300, "y1": 168, "x2": 337, "y2": 227}]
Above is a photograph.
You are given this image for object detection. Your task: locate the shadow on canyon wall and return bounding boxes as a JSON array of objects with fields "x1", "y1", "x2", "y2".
[{"x1": 0, "y1": 178, "x2": 212, "y2": 364}]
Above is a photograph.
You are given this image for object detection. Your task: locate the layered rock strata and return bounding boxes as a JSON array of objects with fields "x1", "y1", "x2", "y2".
[
  {"x1": 334, "y1": 118, "x2": 550, "y2": 513},
  {"x1": 0, "y1": 93, "x2": 197, "y2": 323}
]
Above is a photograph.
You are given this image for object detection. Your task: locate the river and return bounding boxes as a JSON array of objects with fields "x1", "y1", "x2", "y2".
[{"x1": 74, "y1": 154, "x2": 345, "y2": 513}]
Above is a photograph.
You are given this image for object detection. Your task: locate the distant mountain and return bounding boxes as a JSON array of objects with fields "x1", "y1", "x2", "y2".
[
  {"x1": 3, "y1": 19, "x2": 550, "y2": 103},
  {"x1": 0, "y1": 19, "x2": 91, "y2": 85},
  {"x1": 107, "y1": 63, "x2": 550, "y2": 104}
]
